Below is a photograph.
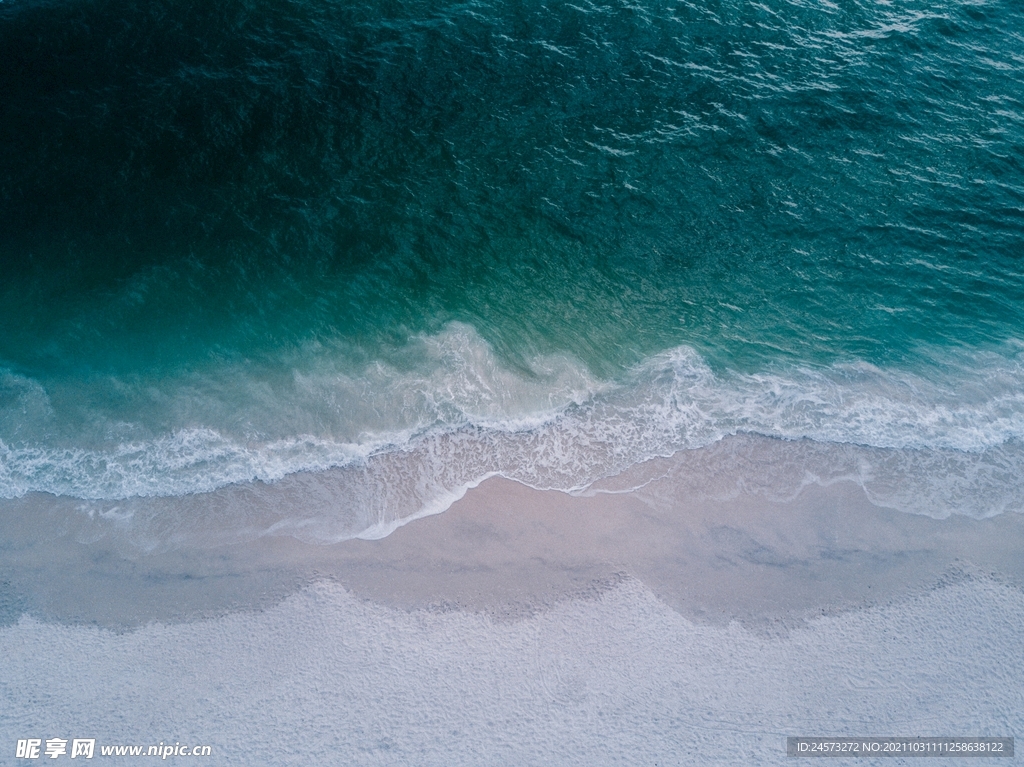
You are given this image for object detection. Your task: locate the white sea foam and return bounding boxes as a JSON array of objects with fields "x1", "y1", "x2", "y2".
[{"x1": 2, "y1": 324, "x2": 1023, "y2": 532}]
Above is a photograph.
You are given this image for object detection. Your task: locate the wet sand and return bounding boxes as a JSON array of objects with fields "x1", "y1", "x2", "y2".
[
  {"x1": 2, "y1": 453, "x2": 1023, "y2": 765},
  {"x1": 2, "y1": 464, "x2": 1024, "y2": 630}
]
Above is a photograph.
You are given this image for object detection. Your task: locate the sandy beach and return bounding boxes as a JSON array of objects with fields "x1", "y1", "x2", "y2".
[{"x1": 3, "y1": 440, "x2": 1023, "y2": 764}]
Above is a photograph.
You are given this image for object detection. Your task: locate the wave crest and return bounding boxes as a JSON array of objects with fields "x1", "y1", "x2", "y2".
[{"x1": 2, "y1": 325, "x2": 1023, "y2": 529}]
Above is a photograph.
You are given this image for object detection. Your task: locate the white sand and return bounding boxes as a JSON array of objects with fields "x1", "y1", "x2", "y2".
[
  {"x1": 2, "y1": 446, "x2": 1023, "y2": 764},
  {"x1": 2, "y1": 576, "x2": 1021, "y2": 766}
]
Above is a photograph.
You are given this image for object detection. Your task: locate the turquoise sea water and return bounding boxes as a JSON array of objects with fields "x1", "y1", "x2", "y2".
[{"x1": 2, "y1": 0, "x2": 1023, "y2": 532}]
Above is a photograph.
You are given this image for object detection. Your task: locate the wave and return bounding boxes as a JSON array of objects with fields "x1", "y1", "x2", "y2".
[{"x1": 2, "y1": 324, "x2": 1023, "y2": 529}]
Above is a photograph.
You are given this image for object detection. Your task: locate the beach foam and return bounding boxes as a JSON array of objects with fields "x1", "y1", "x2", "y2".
[{"x1": 3, "y1": 327, "x2": 1023, "y2": 539}]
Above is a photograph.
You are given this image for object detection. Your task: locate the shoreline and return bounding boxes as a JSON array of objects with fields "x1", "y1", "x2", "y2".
[
  {"x1": 4, "y1": 454, "x2": 1023, "y2": 764},
  {"x1": 2, "y1": 461, "x2": 1023, "y2": 630}
]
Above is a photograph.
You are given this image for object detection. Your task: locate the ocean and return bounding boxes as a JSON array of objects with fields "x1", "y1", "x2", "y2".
[{"x1": 2, "y1": 0, "x2": 1023, "y2": 546}]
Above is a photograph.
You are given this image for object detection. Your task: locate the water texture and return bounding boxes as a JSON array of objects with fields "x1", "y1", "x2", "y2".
[{"x1": 1, "y1": 0, "x2": 1023, "y2": 531}]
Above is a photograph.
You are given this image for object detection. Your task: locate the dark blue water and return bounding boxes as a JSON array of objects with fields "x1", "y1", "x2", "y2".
[{"x1": 2, "y1": 0, "x2": 1023, "y2": 530}]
